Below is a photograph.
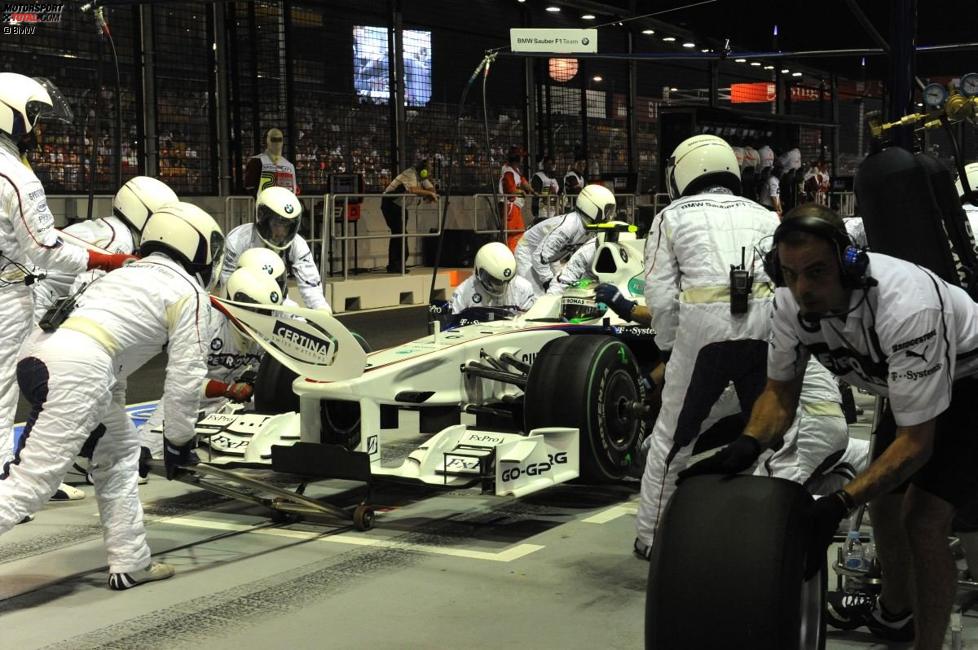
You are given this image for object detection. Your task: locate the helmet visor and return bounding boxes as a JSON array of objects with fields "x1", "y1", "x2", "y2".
[
  {"x1": 560, "y1": 295, "x2": 607, "y2": 323},
  {"x1": 30, "y1": 77, "x2": 73, "y2": 125},
  {"x1": 476, "y1": 267, "x2": 509, "y2": 297},
  {"x1": 257, "y1": 204, "x2": 298, "y2": 249},
  {"x1": 205, "y1": 231, "x2": 226, "y2": 291}
]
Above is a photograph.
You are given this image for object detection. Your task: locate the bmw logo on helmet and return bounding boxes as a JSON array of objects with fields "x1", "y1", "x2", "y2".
[
  {"x1": 284, "y1": 203, "x2": 294, "y2": 214},
  {"x1": 271, "y1": 291, "x2": 280, "y2": 304},
  {"x1": 503, "y1": 268, "x2": 512, "y2": 278},
  {"x1": 472, "y1": 293, "x2": 483, "y2": 304},
  {"x1": 620, "y1": 248, "x2": 629, "y2": 263}
]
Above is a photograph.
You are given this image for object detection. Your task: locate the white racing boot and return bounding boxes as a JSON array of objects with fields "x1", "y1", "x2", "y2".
[
  {"x1": 108, "y1": 562, "x2": 175, "y2": 590},
  {"x1": 49, "y1": 482, "x2": 86, "y2": 501}
]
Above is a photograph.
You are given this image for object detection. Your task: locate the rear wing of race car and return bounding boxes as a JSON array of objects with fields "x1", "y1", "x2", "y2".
[{"x1": 211, "y1": 297, "x2": 367, "y2": 382}]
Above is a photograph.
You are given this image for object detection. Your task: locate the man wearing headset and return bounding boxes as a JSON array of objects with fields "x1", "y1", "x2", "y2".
[
  {"x1": 381, "y1": 159, "x2": 437, "y2": 273},
  {"x1": 682, "y1": 203, "x2": 978, "y2": 648}
]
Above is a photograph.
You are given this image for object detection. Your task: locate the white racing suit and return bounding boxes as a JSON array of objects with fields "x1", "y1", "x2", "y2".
[
  {"x1": 636, "y1": 353, "x2": 848, "y2": 547},
  {"x1": 635, "y1": 189, "x2": 847, "y2": 548},
  {"x1": 0, "y1": 254, "x2": 209, "y2": 573},
  {"x1": 32, "y1": 215, "x2": 135, "y2": 321},
  {"x1": 221, "y1": 224, "x2": 330, "y2": 312},
  {"x1": 0, "y1": 136, "x2": 88, "y2": 468},
  {"x1": 138, "y1": 309, "x2": 263, "y2": 458},
  {"x1": 449, "y1": 275, "x2": 537, "y2": 314},
  {"x1": 514, "y1": 210, "x2": 592, "y2": 295},
  {"x1": 548, "y1": 238, "x2": 597, "y2": 295}
]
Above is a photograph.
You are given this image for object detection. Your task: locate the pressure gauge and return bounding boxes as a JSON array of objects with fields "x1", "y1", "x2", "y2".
[
  {"x1": 960, "y1": 73, "x2": 978, "y2": 97},
  {"x1": 923, "y1": 83, "x2": 947, "y2": 108}
]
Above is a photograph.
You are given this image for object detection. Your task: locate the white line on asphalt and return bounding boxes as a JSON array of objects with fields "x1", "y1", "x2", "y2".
[
  {"x1": 165, "y1": 516, "x2": 544, "y2": 562},
  {"x1": 580, "y1": 503, "x2": 638, "y2": 524}
]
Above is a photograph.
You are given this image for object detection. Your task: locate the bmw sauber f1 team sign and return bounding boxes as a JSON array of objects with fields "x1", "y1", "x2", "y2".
[{"x1": 510, "y1": 28, "x2": 597, "y2": 54}]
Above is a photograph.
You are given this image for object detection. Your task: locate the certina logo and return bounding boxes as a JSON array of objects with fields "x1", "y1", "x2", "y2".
[
  {"x1": 272, "y1": 320, "x2": 335, "y2": 361},
  {"x1": 500, "y1": 452, "x2": 568, "y2": 482}
]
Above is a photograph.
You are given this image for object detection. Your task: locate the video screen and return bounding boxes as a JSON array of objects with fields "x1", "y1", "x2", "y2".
[{"x1": 353, "y1": 26, "x2": 431, "y2": 106}]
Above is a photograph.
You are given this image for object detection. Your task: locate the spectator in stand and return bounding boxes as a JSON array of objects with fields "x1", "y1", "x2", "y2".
[
  {"x1": 530, "y1": 155, "x2": 560, "y2": 226},
  {"x1": 498, "y1": 147, "x2": 535, "y2": 251},
  {"x1": 381, "y1": 159, "x2": 438, "y2": 273},
  {"x1": 564, "y1": 156, "x2": 586, "y2": 195},
  {"x1": 244, "y1": 128, "x2": 298, "y2": 197}
]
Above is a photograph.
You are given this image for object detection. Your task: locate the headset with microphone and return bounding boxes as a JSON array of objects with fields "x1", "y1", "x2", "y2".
[
  {"x1": 762, "y1": 211, "x2": 875, "y2": 328},
  {"x1": 762, "y1": 213, "x2": 871, "y2": 289}
]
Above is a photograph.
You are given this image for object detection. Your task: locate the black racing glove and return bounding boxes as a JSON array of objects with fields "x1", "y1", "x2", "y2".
[
  {"x1": 676, "y1": 435, "x2": 762, "y2": 484},
  {"x1": 804, "y1": 491, "x2": 852, "y2": 579},
  {"x1": 138, "y1": 446, "x2": 153, "y2": 479},
  {"x1": 595, "y1": 283, "x2": 637, "y2": 321},
  {"x1": 163, "y1": 438, "x2": 199, "y2": 480}
]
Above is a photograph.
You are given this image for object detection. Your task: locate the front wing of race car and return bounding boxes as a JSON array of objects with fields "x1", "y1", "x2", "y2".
[
  {"x1": 372, "y1": 424, "x2": 579, "y2": 497},
  {"x1": 194, "y1": 409, "x2": 579, "y2": 498}
]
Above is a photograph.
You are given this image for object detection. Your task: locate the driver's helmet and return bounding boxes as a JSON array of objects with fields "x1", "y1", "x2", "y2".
[
  {"x1": 560, "y1": 292, "x2": 607, "y2": 323},
  {"x1": 473, "y1": 241, "x2": 516, "y2": 298}
]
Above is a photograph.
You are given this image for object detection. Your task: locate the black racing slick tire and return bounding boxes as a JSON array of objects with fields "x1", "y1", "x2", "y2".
[
  {"x1": 523, "y1": 334, "x2": 646, "y2": 482},
  {"x1": 253, "y1": 355, "x2": 300, "y2": 415},
  {"x1": 646, "y1": 475, "x2": 825, "y2": 650}
]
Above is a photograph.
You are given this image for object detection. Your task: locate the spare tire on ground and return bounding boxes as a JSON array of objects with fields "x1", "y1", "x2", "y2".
[
  {"x1": 523, "y1": 334, "x2": 646, "y2": 482},
  {"x1": 646, "y1": 475, "x2": 825, "y2": 650}
]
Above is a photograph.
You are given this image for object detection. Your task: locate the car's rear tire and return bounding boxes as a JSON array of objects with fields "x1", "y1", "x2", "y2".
[
  {"x1": 646, "y1": 474, "x2": 825, "y2": 650},
  {"x1": 523, "y1": 334, "x2": 646, "y2": 482}
]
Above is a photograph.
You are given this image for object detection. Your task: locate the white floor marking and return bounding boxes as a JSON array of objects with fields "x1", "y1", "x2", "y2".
[
  {"x1": 581, "y1": 503, "x2": 638, "y2": 524},
  {"x1": 165, "y1": 516, "x2": 545, "y2": 562}
]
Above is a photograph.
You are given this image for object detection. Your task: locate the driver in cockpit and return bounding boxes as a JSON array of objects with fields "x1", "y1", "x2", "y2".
[{"x1": 449, "y1": 242, "x2": 537, "y2": 315}]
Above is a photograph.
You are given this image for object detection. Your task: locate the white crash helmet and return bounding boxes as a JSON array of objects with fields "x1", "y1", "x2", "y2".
[
  {"x1": 0, "y1": 73, "x2": 73, "y2": 140},
  {"x1": 666, "y1": 135, "x2": 741, "y2": 200},
  {"x1": 743, "y1": 146, "x2": 760, "y2": 171},
  {"x1": 113, "y1": 176, "x2": 178, "y2": 241},
  {"x1": 473, "y1": 241, "x2": 516, "y2": 298},
  {"x1": 237, "y1": 246, "x2": 288, "y2": 298},
  {"x1": 141, "y1": 201, "x2": 225, "y2": 290},
  {"x1": 225, "y1": 266, "x2": 283, "y2": 307},
  {"x1": 256, "y1": 186, "x2": 301, "y2": 251},
  {"x1": 575, "y1": 184, "x2": 617, "y2": 225},
  {"x1": 955, "y1": 162, "x2": 978, "y2": 200},
  {"x1": 758, "y1": 145, "x2": 775, "y2": 169},
  {"x1": 732, "y1": 146, "x2": 745, "y2": 169}
]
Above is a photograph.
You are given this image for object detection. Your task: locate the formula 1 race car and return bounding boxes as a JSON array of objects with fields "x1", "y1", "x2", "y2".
[{"x1": 153, "y1": 223, "x2": 659, "y2": 529}]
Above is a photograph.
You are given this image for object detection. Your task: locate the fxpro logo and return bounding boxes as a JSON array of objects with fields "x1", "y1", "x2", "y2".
[{"x1": 272, "y1": 320, "x2": 336, "y2": 364}]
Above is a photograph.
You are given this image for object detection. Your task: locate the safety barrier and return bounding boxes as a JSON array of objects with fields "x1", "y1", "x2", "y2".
[
  {"x1": 652, "y1": 193, "x2": 671, "y2": 214},
  {"x1": 829, "y1": 191, "x2": 857, "y2": 217},
  {"x1": 46, "y1": 195, "x2": 114, "y2": 227},
  {"x1": 323, "y1": 192, "x2": 443, "y2": 281},
  {"x1": 472, "y1": 192, "x2": 643, "y2": 239},
  {"x1": 223, "y1": 195, "x2": 255, "y2": 235}
]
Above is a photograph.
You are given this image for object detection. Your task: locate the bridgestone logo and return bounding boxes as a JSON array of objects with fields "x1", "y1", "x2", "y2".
[
  {"x1": 272, "y1": 320, "x2": 335, "y2": 363},
  {"x1": 892, "y1": 329, "x2": 936, "y2": 352}
]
